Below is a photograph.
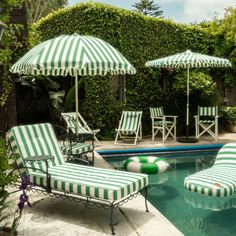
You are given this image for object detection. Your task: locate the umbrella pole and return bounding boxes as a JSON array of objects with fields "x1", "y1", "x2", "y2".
[
  {"x1": 177, "y1": 65, "x2": 197, "y2": 143},
  {"x1": 186, "y1": 66, "x2": 190, "y2": 139},
  {"x1": 75, "y1": 75, "x2": 79, "y2": 135}
]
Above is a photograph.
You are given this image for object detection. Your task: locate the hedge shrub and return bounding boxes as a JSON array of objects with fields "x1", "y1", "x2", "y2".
[{"x1": 28, "y1": 2, "x2": 225, "y2": 137}]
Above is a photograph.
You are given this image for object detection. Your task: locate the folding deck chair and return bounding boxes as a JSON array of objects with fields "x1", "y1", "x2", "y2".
[
  {"x1": 149, "y1": 107, "x2": 177, "y2": 142},
  {"x1": 114, "y1": 111, "x2": 142, "y2": 145},
  {"x1": 61, "y1": 112, "x2": 100, "y2": 145},
  {"x1": 194, "y1": 106, "x2": 218, "y2": 141},
  {"x1": 7, "y1": 123, "x2": 149, "y2": 235},
  {"x1": 184, "y1": 142, "x2": 236, "y2": 197}
]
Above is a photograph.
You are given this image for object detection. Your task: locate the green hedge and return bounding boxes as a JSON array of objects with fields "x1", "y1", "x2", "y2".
[{"x1": 29, "y1": 2, "x2": 224, "y2": 137}]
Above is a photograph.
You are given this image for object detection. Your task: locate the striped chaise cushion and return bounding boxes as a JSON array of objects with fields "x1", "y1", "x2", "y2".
[
  {"x1": 30, "y1": 163, "x2": 148, "y2": 201},
  {"x1": 184, "y1": 142, "x2": 236, "y2": 197}
]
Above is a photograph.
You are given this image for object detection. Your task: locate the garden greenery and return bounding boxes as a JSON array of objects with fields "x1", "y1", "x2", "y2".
[{"x1": 27, "y1": 2, "x2": 232, "y2": 136}]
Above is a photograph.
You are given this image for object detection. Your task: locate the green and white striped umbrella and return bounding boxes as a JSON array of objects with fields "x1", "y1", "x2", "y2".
[
  {"x1": 145, "y1": 50, "x2": 232, "y2": 69},
  {"x1": 10, "y1": 34, "x2": 136, "y2": 76},
  {"x1": 10, "y1": 34, "x2": 136, "y2": 132},
  {"x1": 145, "y1": 50, "x2": 232, "y2": 140}
]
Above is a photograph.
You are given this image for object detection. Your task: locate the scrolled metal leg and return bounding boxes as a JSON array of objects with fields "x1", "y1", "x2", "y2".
[
  {"x1": 144, "y1": 186, "x2": 149, "y2": 212},
  {"x1": 110, "y1": 204, "x2": 115, "y2": 235}
]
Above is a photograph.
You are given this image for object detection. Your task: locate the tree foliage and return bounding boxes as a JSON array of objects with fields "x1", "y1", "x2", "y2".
[
  {"x1": 24, "y1": 0, "x2": 68, "y2": 24},
  {"x1": 0, "y1": 0, "x2": 24, "y2": 107},
  {"x1": 28, "y1": 2, "x2": 230, "y2": 136},
  {"x1": 132, "y1": 0, "x2": 163, "y2": 17},
  {"x1": 197, "y1": 7, "x2": 236, "y2": 88}
]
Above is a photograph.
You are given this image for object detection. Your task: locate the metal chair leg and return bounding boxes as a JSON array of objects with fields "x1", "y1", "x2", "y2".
[
  {"x1": 144, "y1": 186, "x2": 149, "y2": 212},
  {"x1": 110, "y1": 203, "x2": 115, "y2": 235}
]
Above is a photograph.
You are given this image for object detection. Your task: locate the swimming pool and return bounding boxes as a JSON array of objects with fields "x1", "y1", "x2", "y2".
[{"x1": 100, "y1": 145, "x2": 236, "y2": 236}]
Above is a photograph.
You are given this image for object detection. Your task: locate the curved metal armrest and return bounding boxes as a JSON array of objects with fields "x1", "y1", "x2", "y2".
[{"x1": 25, "y1": 155, "x2": 54, "y2": 162}]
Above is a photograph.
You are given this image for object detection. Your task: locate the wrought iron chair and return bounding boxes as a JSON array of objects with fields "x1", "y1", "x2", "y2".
[
  {"x1": 149, "y1": 107, "x2": 177, "y2": 142},
  {"x1": 194, "y1": 106, "x2": 218, "y2": 141},
  {"x1": 7, "y1": 123, "x2": 149, "y2": 235},
  {"x1": 61, "y1": 112, "x2": 100, "y2": 145},
  {"x1": 114, "y1": 111, "x2": 142, "y2": 145}
]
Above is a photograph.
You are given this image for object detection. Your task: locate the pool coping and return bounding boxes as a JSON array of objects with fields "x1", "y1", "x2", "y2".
[{"x1": 97, "y1": 143, "x2": 224, "y2": 155}]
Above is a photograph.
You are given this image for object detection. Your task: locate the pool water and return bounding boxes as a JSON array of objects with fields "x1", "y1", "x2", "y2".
[{"x1": 104, "y1": 150, "x2": 236, "y2": 236}]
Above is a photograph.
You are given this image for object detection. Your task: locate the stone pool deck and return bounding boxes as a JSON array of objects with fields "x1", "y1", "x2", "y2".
[{"x1": 5, "y1": 132, "x2": 236, "y2": 236}]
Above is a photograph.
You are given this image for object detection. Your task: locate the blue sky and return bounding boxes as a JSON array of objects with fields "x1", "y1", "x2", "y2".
[{"x1": 68, "y1": 0, "x2": 235, "y2": 23}]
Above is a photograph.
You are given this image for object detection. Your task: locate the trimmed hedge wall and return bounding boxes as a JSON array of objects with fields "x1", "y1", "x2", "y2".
[{"x1": 29, "y1": 2, "x2": 223, "y2": 138}]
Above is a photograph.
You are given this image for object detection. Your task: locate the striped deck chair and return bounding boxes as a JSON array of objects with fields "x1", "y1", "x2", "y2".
[
  {"x1": 61, "y1": 112, "x2": 100, "y2": 145},
  {"x1": 194, "y1": 106, "x2": 218, "y2": 141},
  {"x1": 114, "y1": 111, "x2": 142, "y2": 145},
  {"x1": 7, "y1": 123, "x2": 149, "y2": 235},
  {"x1": 184, "y1": 142, "x2": 236, "y2": 197},
  {"x1": 150, "y1": 107, "x2": 177, "y2": 142}
]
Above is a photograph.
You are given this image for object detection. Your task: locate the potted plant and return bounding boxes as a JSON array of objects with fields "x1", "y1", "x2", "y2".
[{"x1": 220, "y1": 106, "x2": 236, "y2": 132}]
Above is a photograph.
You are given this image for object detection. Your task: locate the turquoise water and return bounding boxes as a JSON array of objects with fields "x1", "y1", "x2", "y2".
[{"x1": 104, "y1": 150, "x2": 236, "y2": 236}]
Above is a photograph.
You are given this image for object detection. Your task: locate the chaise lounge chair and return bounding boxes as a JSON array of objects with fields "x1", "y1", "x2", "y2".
[
  {"x1": 7, "y1": 123, "x2": 149, "y2": 235},
  {"x1": 114, "y1": 111, "x2": 142, "y2": 146},
  {"x1": 61, "y1": 112, "x2": 100, "y2": 145},
  {"x1": 184, "y1": 142, "x2": 236, "y2": 197}
]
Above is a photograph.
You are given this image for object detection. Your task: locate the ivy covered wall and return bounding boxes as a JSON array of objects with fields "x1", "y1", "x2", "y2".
[{"x1": 28, "y1": 2, "x2": 227, "y2": 137}]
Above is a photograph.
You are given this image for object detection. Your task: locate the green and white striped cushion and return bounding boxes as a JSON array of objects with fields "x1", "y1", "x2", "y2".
[
  {"x1": 63, "y1": 142, "x2": 93, "y2": 155},
  {"x1": 150, "y1": 107, "x2": 164, "y2": 117},
  {"x1": 30, "y1": 163, "x2": 148, "y2": 201},
  {"x1": 198, "y1": 106, "x2": 218, "y2": 117},
  {"x1": 8, "y1": 123, "x2": 64, "y2": 174},
  {"x1": 119, "y1": 111, "x2": 141, "y2": 135},
  {"x1": 184, "y1": 142, "x2": 236, "y2": 197},
  {"x1": 154, "y1": 120, "x2": 173, "y2": 126}
]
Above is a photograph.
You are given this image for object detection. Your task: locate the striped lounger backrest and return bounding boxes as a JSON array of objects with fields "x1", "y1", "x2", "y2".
[
  {"x1": 120, "y1": 111, "x2": 142, "y2": 135},
  {"x1": 7, "y1": 123, "x2": 65, "y2": 174},
  {"x1": 214, "y1": 142, "x2": 236, "y2": 167}
]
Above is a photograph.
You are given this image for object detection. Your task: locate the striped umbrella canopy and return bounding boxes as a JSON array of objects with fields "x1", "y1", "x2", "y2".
[
  {"x1": 10, "y1": 34, "x2": 136, "y2": 132},
  {"x1": 145, "y1": 50, "x2": 232, "y2": 141}
]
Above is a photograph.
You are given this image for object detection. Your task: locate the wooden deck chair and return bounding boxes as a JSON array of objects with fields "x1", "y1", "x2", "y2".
[
  {"x1": 194, "y1": 106, "x2": 218, "y2": 141},
  {"x1": 150, "y1": 107, "x2": 177, "y2": 142},
  {"x1": 7, "y1": 123, "x2": 149, "y2": 235},
  {"x1": 61, "y1": 112, "x2": 100, "y2": 145},
  {"x1": 184, "y1": 142, "x2": 236, "y2": 197},
  {"x1": 114, "y1": 111, "x2": 142, "y2": 145}
]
